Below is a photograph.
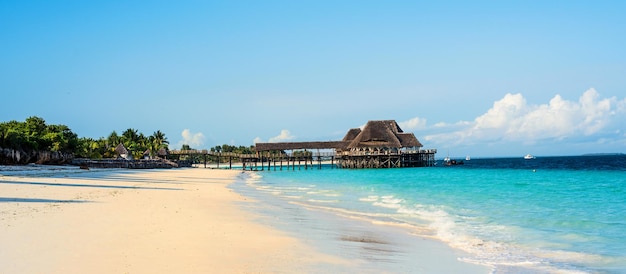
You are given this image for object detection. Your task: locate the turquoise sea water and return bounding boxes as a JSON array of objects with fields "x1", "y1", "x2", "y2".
[{"x1": 232, "y1": 155, "x2": 626, "y2": 273}]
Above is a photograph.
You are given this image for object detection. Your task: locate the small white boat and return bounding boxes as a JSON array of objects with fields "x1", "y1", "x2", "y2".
[
  {"x1": 524, "y1": 154, "x2": 536, "y2": 160},
  {"x1": 465, "y1": 155, "x2": 471, "y2": 161}
]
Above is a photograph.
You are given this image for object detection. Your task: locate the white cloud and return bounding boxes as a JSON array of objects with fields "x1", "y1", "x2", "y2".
[
  {"x1": 253, "y1": 129, "x2": 296, "y2": 144},
  {"x1": 475, "y1": 93, "x2": 528, "y2": 131},
  {"x1": 398, "y1": 117, "x2": 427, "y2": 131},
  {"x1": 177, "y1": 129, "x2": 205, "y2": 148},
  {"x1": 424, "y1": 88, "x2": 626, "y2": 151},
  {"x1": 269, "y1": 129, "x2": 295, "y2": 142}
]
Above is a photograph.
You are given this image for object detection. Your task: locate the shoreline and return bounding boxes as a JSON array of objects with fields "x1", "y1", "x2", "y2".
[
  {"x1": 1, "y1": 165, "x2": 493, "y2": 273},
  {"x1": 231, "y1": 172, "x2": 493, "y2": 273},
  {"x1": 0, "y1": 167, "x2": 347, "y2": 273}
]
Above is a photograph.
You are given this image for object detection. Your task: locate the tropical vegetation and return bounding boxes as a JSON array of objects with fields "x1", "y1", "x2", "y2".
[
  {"x1": 77, "y1": 128, "x2": 169, "y2": 159},
  {"x1": 209, "y1": 144, "x2": 255, "y2": 154},
  {"x1": 0, "y1": 116, "x2": 79, "y2": 152},
  {"x1": 1, "y1": 116, "x2": 170, "y2": 160}
]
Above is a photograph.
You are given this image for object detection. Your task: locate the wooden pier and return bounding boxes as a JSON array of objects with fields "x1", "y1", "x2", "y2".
[
  {"x1": 168, "y1": 149, "x2": 335, "y2": 171},
  {"x1": 168, "y1": 149, "x2": 436, "y2": 170},
  {"x1": 255, "y1": 120, "x2": 437, "y2": 169},
  {"x1": 169, "y1": 120, "x2": 437, "y2": 170},
  {"x1": 336, "y1": 149, "x2": 437, "y2": 168}
]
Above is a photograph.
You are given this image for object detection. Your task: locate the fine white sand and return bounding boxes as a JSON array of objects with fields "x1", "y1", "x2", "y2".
[
  {"x1": 0, "y1": 167, "x2": 348, "y2": 273},
  {"x1": 1, "y1": 166, "x2": 491, "y2": 273}
]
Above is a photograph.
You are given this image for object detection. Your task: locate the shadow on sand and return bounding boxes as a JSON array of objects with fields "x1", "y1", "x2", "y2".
[
  {"x1": 0, "y1": 197, "x2": 92, "y2": 203},
  {"x1": 0, "y1": 180, "x2": 183, "y2": 191}
]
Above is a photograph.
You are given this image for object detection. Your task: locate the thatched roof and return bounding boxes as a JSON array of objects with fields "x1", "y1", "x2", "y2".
[
  {"x1": 157, "y1": 147, "x2": 169, "y2": 156},
  {"x1": 347, "y1": 120, "x2": 422, "y2": 149},
  {"x1": 397, "y1": 133, "x2": 423, "y2": 148},
  {"x1": 342, "y1": 128, "x2": 362, "y2": 142},
  {"x1": 255, "y1": 120, "x2": 424, "y2": 152},
  {"x1": 115, "y1": 143, "x2": 128, "y2": 155},
  {"x1": 143, "y1": 149, "x2": 151, "y2": 156}
]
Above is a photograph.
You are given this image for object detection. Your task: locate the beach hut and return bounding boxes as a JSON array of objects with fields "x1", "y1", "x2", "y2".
[
  {"x1": 115, "y1": 143, "x2": 133, "y2": 160},
  {"x1": 157, "y1": 147, "x2": 169, "y2": 159},
  {"x1": 143, "y1": 149, "x2": 151, "y2": 159}
]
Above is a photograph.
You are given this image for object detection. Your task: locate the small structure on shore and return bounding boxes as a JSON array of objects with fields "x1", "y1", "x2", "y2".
[
  {"x1": 115, "y1": 143, "x2": 132, "y2": 160},
  {"x1": 157, "y1": 147, "x2": 169, "y2": 159}
]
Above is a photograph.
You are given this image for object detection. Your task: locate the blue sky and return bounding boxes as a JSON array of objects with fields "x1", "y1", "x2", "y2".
[{"x1": 2, "y1": 1, "x2": 625, "y2": 157}]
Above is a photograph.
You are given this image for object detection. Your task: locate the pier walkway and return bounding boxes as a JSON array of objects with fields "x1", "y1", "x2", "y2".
[{"x1": 169, "y1": 145, "x2": 436, "y2": 171}]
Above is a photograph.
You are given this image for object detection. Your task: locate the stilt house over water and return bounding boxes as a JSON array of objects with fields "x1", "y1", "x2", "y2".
[
  {"x1": 340, "y1": 120, "x2": 422, "y2": 153},
  {"x1": 337, "y1": 120, "x2": 435, "y2": 168},
  {"x1": 255, "y1": 120, "x2": 436, "y2": 169}
]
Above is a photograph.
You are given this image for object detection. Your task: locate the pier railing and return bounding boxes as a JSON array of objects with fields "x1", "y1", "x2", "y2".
[
  {"x1": 167, "y1": 148, "x2": 437, "y2": 170},
  {"x1": 168, "y1": 149, "x2": 436, "y2": 158}
]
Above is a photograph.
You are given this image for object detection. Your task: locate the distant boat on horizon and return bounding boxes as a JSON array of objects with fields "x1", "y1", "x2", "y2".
[
  {"x1": 524, "y1": 154, "x2": 536, "y2": 160},
  {"x1": 466, "y1": 155, "x2": 471, "y2": 161}
]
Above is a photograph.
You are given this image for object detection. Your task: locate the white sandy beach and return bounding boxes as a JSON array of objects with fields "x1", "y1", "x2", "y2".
[
  {"x1": 1, "y1": 166, "x2": 491, "y2": 273},
  {"x1": 0, "y1": 167, "x2": 347, "y2": 273}
]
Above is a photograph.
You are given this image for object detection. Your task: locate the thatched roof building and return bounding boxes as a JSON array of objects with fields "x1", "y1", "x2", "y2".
[
  {"x1": 115, "y1": 143, "x2": 129, "y2": 155},
  {"x1": 253, "y1": 119, "x2": 434, "y2": 168},
  {"x1": 255, "y1": 120, "x2": 424, "y2": 152},
  {"x1": 342, "y1": 128, "x2": 362, "y2": 142},
  {"x1": 344, "y1": 120, "x2": 422, "y2": 149},
  {"x1": 114, "y1": 143, "x2": 132, "y2": 160},
  {"x1": 157, "y1": 147, "x2": 169, "y2": 158}
]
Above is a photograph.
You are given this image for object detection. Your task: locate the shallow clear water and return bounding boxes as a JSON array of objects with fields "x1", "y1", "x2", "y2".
[{"x1": 233, "y1": 155, "x2": 626, "y2": 273}]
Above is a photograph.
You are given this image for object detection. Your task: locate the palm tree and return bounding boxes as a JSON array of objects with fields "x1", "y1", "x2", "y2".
[
  {"x1": 151, "y1": 130, "x2": 169, "y2": 152},
  {"x1": 120, "y1": 128, "x2": 137, "y2": 150},
  {"x1": 152, "y1": 130, "x2": 168, "y2": 144},
  {"x1": 142, "y1": 131, "x2": 167, "y2": 158},
  {"x1": 121, "y1": 128, "x2": 139, "y2": 144},
  {"x1": 108, "y1": 131, "x2": 120, "y2": 146}
]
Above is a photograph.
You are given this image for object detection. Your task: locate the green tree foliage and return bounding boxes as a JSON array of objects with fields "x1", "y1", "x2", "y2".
[
  {"x1": 74, "y1": 129, "x2": 171, "y2": 159},
  {"x1": 0, "y1": 116, "x2": 172, "y2": 160},
  {"x1": 0, "y1": 116, "x2": 78, "y2": 152},
  {"x1": 210, "y1": 144, "x2": 255, "y2": 154}
]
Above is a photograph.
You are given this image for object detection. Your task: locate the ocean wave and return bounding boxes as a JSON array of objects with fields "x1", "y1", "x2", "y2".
[
  {"x1": 368, "y1": 195, "x2": 404, "y2": 209},
  {"x1": 358, "y1": 195, "x2": 379, "y2": 202},
  {"x1": 307, "y1": 199, "x2": 339, "y2": 204}
]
